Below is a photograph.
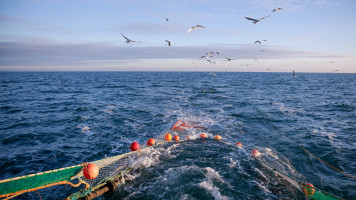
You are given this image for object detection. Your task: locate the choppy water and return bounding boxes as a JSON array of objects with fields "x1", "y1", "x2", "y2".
[{"x1": 0, "y1": 72, "x2": 355, "y2": 199}]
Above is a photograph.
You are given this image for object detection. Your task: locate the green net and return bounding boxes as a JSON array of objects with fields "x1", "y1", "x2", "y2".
[
  {"x1": 300, "y1": 184, "x2": 343, "y2": 200},
  {"x1": 0, "y1": 165, "x2": 83, "y2": 197},
  {"x1": 257, "y1": 159, "x2": 343, "y2": 200}
]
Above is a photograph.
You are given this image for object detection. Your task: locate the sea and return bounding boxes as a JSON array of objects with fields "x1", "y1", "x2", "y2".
[{"x1": 0, "y1": 72, "x2": 355, "y2": 200}]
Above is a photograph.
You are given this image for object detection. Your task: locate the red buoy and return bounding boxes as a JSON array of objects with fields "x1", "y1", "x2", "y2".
[
  {"x1": 165, "y1": 133, "x2": 172, "y2": 141},
  {"x1": 235, "y1": 142, "x2": 243, "y2": 147},
  {"x1": 302, "y1": 183, "x2": 315, "y2": 197},
  {"x1": 147, "y1": 138, "x2": 155, "y2": 146},
  {"x1": 173, "y1": 135, "x2": 180, "y2": 141},
  {"x1": 83, "y1": 163, "x2": 99, "y2": 180},
  {"x1": 200, "y1": 133, "x2": 208, "y2": 139},
  {"x1": 251, "y1": 149, "x2": 261, "y2": 158},
  {"x1": 130, "y1": 142, "x2": 140, "y2": 151}
]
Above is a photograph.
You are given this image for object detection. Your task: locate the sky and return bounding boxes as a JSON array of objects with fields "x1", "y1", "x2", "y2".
[{"x1": 0, "y1": 0, "x2": 355, "y2": 72}]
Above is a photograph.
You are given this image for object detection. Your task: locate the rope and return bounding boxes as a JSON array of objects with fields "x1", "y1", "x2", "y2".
[
  {"x1": 265, "y1": 120, "x2": 356, "y2": 181},
  {"x1": 297, "y1": 145, "x2": 356, "y2": 180},
  {"x1": 1, "y1": 179, "x2": 90, "y2": 200}
]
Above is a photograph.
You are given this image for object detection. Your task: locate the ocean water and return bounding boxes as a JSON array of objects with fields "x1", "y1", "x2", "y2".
[{"x1": 0, "y1": 72, "x2": 355, "y2": 200}]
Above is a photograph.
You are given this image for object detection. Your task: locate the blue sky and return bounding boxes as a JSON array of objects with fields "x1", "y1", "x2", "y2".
[{"x1": 0, "y1": 0, "x2": 355, "y2": 72}]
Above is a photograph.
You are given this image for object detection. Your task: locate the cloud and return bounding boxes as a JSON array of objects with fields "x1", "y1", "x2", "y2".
[
  {"x1": 0, "y1": 41, "x2": 343, "y2": 70},
  {"x1": 118, "y1": 22, "x2": 186, "y2": 35},
  {"x1": 0, "y1": 15, "x2": 31, "y2": 23}
]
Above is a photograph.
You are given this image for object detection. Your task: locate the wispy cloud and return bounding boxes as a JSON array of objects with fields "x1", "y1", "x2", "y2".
[
  {"x1": 118, "y1": 22, "x2": 186, "y2": 35},
  {"x1": 0, "y1": 15, "x2": 31, "y2": 23},
  {"x1": 0, "y1": 41, "x2": 343, "y2": 69}
]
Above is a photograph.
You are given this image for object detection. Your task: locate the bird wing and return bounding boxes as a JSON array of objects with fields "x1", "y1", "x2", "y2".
[
  {"x1": 121, "y1": 33, "x2": 131, "y2": 41},
  {"x1": 273, "y1": 9, "x2": 277, "y2": 12},
  {"x1": 259, "y1": 15, "x2": 270, "y2": 20},
  {"x1": 254, "y1": 41, "x2": 261, "y2": 44},
  {"x1": 194, "y1": 25, "x2": 205, "y2": 28},
  {"x1": 245, "y1": 17, "x2": 258, "y2": 22},
  {"x1": 187, "y1": 27, "x2": 193, "y2": 34},
  {"x1": 165, "y1": 40, "x2": 171, "y2": 46}
]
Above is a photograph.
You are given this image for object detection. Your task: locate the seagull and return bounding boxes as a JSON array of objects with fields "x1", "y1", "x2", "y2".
[
  {"x1": 188, "y1": 25, "x2": 205, "y2": 34},
  {"x1": 165, "y1": 40, "x2": 171, "y2": 46},
  {"x1": 209, "y1": 72, "x2": 217, "y2": 77},
  {"x1": 255, "y1": 40, "x2": 266, "y2": 44},
  {"x1": 273, "y1": 8, "x2": 283, "y2": 12},
  {"x1": 121, "y1": 33, "x2": 141, "y2": 43},
  {"x1": 245, "y1": 15, "x2": 270, "y2": 24},
  {"x1": 225, "y1": 57, "x2": 233, "y2": 61},
  {"x1": 166, "y1": 18, "x2": 169, "y2": 21},
  {"x1": 205, "y1": 52, "x2": 214, "y2": 57}
]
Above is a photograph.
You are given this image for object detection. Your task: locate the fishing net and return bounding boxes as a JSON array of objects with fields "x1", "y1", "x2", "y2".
[
  {"x1": 300, "y1": 183, "x2": 342, "y2": 200},
  {"x1": 0, "y1": 121, "x2": 192, "y2": 200},
  {"x1": 0, "y1": 165, "x2": 83, "y2": 198},
  {"x1": 0, "y1": 120, "x2": 344, "y2": 200},
  {"x1": 257, "y1": 159, "x2": 344, "y2": 200}
]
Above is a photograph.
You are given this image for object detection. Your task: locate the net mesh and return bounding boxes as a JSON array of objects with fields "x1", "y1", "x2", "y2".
[{"x1": 257, "y1": 159, "x2": 343, "y2": 200}]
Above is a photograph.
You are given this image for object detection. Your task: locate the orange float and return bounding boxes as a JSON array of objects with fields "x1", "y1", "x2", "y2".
[
  {"x1": 165, "y1": 133, "x2": 172, "y2": 141},
  {"x1": 214, "y1": 135, "x2": 222, "y2": 140},
  {"x1": 130, "y1": 142, "x2": 140, "y2": 151},
  {"x1": 251, "y1": 149, "x2": 261, "y2": 158},
  {"x1": 173, "y1": 135, "x2": 180, "y2": 141},
  {"x1": 235, "y1": 142, "x2": 243, "y2": 147},
  {"x1": 200, "y1": 133, "x2": 208, "y2": 139},
  {"x1": 83, "y1": 163, "x2": 99, "y2": 180},
  {"x1": 147, "y1": 138, "x2": 155, "y2": 146}
]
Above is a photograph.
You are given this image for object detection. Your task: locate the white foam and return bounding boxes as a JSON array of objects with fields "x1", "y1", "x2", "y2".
[
  {"x1": 76, "y1": 124, "x2": 93, "y2": 135},
  {"x1": 204, "y1": 167, "x2": 225, "y2": 183},
  {"x1": 128, "y1": 148, "x2": 162, "y2": 170},
  {"x1": 198, "y1": 180, "x2": 229, "y2": 200}
]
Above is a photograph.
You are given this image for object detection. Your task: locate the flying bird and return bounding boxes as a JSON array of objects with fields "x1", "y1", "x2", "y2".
[
  {"x1": 245, "y1": 15, "x2": 270, "y2": 24},
  {"x1": 188, "y1": 25, "x2": 205, "y2": 34},
  {"x1": 254, "y1": 40, "x2": 266, "y2": 44},
  {"x1": 273, "y1": 8, "x2": 283, "y2": 12},
  {"x1": 166, "y1": 18, "x2": 169, "y2": 21},
  {"x1": 121, "y1": 33, "x2": 141, "y2": 43},
  {"x1": 165, "y1": 40, "x2": 171, "y2": 46},
  {"x1": 225, "y1": 57, "x2": 233, "y2": 61}
]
